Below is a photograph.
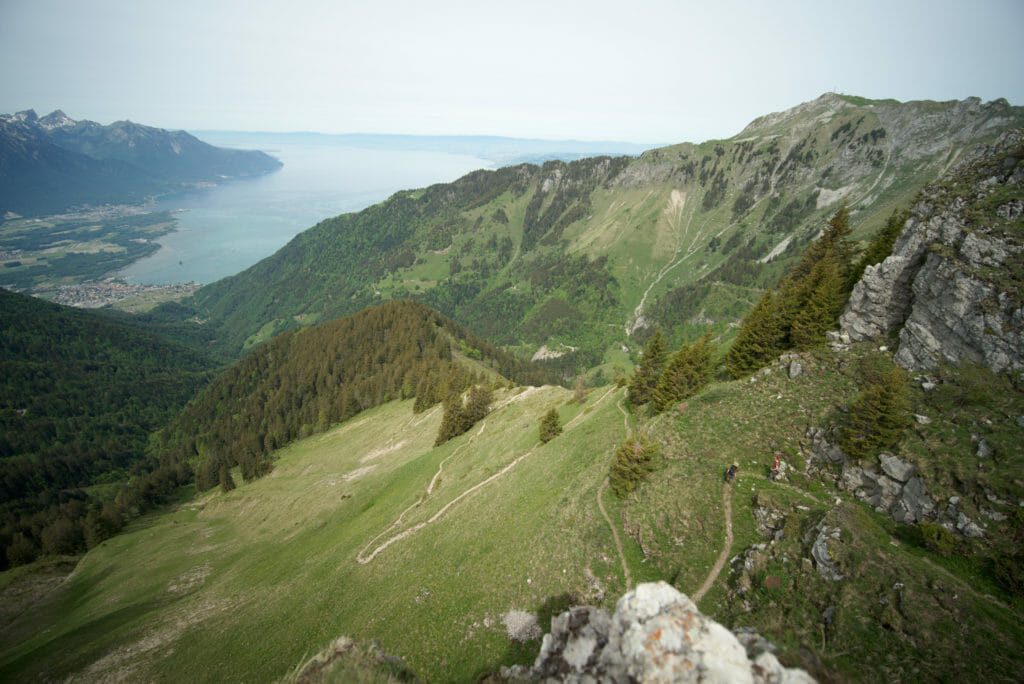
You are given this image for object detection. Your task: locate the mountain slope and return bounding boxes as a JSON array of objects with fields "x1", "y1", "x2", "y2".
[
  {"x1": 153, "y1": 299, "x2": 554, "y2": 483},
  {"x1": 3, "y1": 350, "x2": 1020, "y2": 681},
  {"x1": 0, "y1": 109, "x2": 281, "y2": 217},
  {"x1": 2, "y1": 128, "x2": 1023, "y2": 680},
  {"x1": 0, "y1": 288, "x2": 217, "y2": 567},
  {"x1": 162, "y1": 94, "x2": 1024, "y2": 367}
]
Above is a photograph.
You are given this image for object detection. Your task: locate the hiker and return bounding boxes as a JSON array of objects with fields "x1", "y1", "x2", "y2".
[
  {"x1": 725, "y1": 463, "x2": 738, "y2": 484},
  {"x1": 769, "y1": 455, "x2": 780, "y2": 481}
]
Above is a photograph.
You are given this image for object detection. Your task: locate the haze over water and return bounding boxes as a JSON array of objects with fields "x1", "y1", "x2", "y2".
[{"x1": 119, "y1": 133, "x2": 492, "y2": 285}]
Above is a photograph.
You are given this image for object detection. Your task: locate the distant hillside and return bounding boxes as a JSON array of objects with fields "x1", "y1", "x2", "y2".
[
  {"x1": 154, "y1": 299, "x2": 554, "y2": 485},
  {"x1": 156, "y1": 94, "x2": 1024, "y2": 370},
  {"x1": 0, "y1": 288, "x2": 217, "y2": 568},
  {"x1": 0, "y1": 109, "x2": 281, "y2": 217}
]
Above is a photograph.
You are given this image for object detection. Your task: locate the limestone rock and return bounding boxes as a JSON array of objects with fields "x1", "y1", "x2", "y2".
[
  {"x1": 807, "y1": 522, "x2": 844, "y2": 582},
  {"x1": 879, "y1": 453, "x2": 916, "y2": 483},
  {"x1": 840, "y1": 129, "x2": 1024, "y2": 380},
  {"x1": 502, "y1": 582, "x2": 815, "y2": 683},
  {"x1": 805, "y1": 427, "x2": 846, "y2": 465}
]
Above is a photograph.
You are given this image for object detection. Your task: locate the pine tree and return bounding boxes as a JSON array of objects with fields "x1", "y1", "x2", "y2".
[
  {"x1": 848, "y1": 208, "x2": 909, "y2": 289},
  {"x1": 788, "y1": 259, "x2": 848, "y2": 350},
  {"x1": 218, "y1": 464, "x2": 237, "y2": 493},
  {"x1": 609, "y1": 434, "x2": 661, "y2": 496},
  {"x1": 725, "y1": 290, "x2": 785, "y2": 378},
  {"x1": 727, "y1": 206, "x2": 855, "y2": 376},
  {"x1": 841, "y1": 365, "x2": 912, "y2": 461},
  {"x1": 628, "y1": 330, "x2": 667, "y2": 406},
  {"x1": 435, "y1": 393, "x2": 465, "y2": 446},
  {"x1": 539, "y1": 408, "x2": 562, "y2": 443},
  {"x1": 778, "y1": 205, "x2": 853, "y2": 349},
  {"x1": 653, "y1": 333, "x2": 715, "y2": 412}
]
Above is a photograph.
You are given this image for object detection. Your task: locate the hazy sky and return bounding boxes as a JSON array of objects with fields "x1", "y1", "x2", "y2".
[{"x1": 1, "y1": 0, "x2": 1021, "y2": 144}]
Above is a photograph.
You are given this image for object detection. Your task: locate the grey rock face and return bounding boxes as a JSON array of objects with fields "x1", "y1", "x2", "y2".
[
  {"x1": 503, "y1": 582, "x2": 815, "y2": 683},
  {"x1": 841, "y1": 129, "x2": 1024, "y2": 380},
  {"x1": 879, "y1": 453, "x2": 917, "y2": 483},
  {"x1": 806, "y1": 427, "x2": 846, "y2": 464},
  {"x1": 808, "y1": 524, "x2": 844, "y2": 582}
]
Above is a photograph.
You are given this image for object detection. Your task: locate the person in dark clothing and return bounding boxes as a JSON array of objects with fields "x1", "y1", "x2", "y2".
[{"x1": 725, "y1": 463, "x2": 738, "y2": 483}]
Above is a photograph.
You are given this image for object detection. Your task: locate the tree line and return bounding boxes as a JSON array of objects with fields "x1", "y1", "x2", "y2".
[{"x1": 155, "y1": 300, "x2": 553, "y2": 491}]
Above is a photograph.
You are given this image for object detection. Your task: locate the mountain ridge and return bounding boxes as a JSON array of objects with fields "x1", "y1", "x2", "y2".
[
  {"x1": 149, "y1": 94, "x2": 1024, "y2": 369},
  {"x1": 0, "y1": 110, "x2": 282, "y2": 217}
]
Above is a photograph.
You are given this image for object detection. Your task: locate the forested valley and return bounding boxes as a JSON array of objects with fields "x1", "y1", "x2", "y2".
[{"x1": 0, "y1": 289, "x2": 217, "y2": 568}]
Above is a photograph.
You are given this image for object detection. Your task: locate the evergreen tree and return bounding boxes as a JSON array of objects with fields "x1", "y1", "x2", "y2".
[
  {"x1": 788, "y1": 259, "x2": 848, "y2": 350},
  {"x1": 653, "y1": 333, "x2": 714, "y2": 412},
  {"x1": 841, "y1": 364, "x2": 912, "y2": 461},
  {"x1": 725, "y1": 290, "x2": 785, "y2": 378},
  {"x1": 435, "y1": 393, "x2": 465, "y2": 446},
  {"x1": 609, "y1": 434, "x2": 661, "y2": 496},
  {"x1": 539, "y1": 408, "x2": 562, "y2": 443},
  {"x1": 628, "y1": 330, "x2": 667, "y2": 406},
  {"x1": 848, "y1": 208, "x2": 909, "y2": 289},
  {"x1": 777, "y1": 205, "x2": 853, "y2": 349},
  {"x1": 726, "y1": 206, "x2": 855, "y2": 376},
  {"x1": 218, "y1": 464, "x2": 237, "y2": 493},
  {"x1": 463, "y1": 384, "x2": 493, "y2": 426}
]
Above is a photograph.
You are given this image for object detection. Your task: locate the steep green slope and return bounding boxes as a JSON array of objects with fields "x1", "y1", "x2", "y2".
[
  {"x1": 159, "y1": 94, "x2": 1023, "y2": 369},
  {"x1": 3, "y1": 350, "x2": 1020, "y2": 681},
  {"x1": 0, "y1": 385, "x2": 637, "y2": 682}
]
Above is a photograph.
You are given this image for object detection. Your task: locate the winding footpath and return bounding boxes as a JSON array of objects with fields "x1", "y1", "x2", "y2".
[
  {"x1": 597, "y1": 394, "x2": 634, "y2": 592},
  {"x1": 357, "y1": 385, "x2": 617, "y2": 564},
  {"x1": 692, "y1": 482, "x2": 734, "y2": 603}
]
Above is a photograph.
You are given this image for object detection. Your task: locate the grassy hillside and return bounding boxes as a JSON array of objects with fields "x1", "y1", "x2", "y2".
[
  {"x1": 147, "y1": 95, "x2": 1024, "y2": 372},
  {"x1": 0, "y1": 385, "x2": 640, "y2": 681},
  {"x1": 3, "y1": 344, "x2": 1021, "y2": 681}
]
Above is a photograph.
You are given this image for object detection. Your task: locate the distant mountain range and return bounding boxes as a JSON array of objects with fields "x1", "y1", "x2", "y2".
[
  {"x1": 191, "y1": 130, "x2": 656, "y2": 166},
  {"x1": 0, "y1": 110, "x2": 282, "y2": 217}
]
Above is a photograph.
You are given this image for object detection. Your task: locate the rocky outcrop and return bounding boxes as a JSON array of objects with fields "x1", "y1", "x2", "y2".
[
  {"x1": 840, "y1": 129, "x2": 1024, "y2": 379},
  {"x1": 501, "y1": 582, "x2": 814, "y2": 683},
  {"x1": 840, "y1": 456, "x2": 935, "y2": 524},
  {"x1": 804, "y1": 429, "x2": 939, "y2": 527}
]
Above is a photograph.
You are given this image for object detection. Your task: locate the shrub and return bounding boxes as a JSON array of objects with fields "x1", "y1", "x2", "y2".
[
  {"x1": 609, "y1": 434, "x2": 661, "y2": 496},
  {"x1": 539, "y1": 408, "x2": 562, "y2": 444},
  {"x1": 993, "y1": 553, "x2": 1024, "y2": 597},
  {"x1": 841, "y1": 363, "x2": 911, "y2": 461},
  {"x1": 919, "y1": 521, "x2": 955, "y2": 556}
]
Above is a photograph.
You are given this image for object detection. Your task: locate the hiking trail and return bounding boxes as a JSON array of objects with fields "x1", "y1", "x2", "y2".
[
  {"x1": 692, "y1": 481, "x2": 733, "y2": 603},
  {"x1": 593, "y1": 393, "x2": 634, "y2": 591},
  {"x1": 357, "y1": 386, "x2": 616, "y2": 564}
]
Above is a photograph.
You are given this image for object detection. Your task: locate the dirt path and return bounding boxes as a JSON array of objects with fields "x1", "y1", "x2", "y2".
[
  {"x1": 357, "y1": 385, "x2": 613, "y2": 564},
  {"x1": 692, "y1": 482, "x2": 733, "y2": 603},
  {"x1": 592, "y1": 393, "x2": 634, "y2": 591},
  {"x1": 597, "y1": 476, "x2": 632, "y2": 592}
]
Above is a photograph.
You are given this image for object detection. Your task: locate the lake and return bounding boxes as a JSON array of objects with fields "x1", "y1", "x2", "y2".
[{"x1": 118, "y1": 134, "x2": 493, "y2": 285}]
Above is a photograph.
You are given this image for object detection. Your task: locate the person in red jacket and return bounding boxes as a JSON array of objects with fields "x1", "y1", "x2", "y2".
[{"x1": 769, "y1": 455, "x2": 780, "y2": 480}]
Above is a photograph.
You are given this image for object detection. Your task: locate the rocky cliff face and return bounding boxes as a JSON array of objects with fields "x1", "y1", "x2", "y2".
[
  {"x1": 840, "y1": 129, "x2": 1024, "y2": 380},
  {"x1": 501, "y1": 582, "x2": 814, "y2": 683}
]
